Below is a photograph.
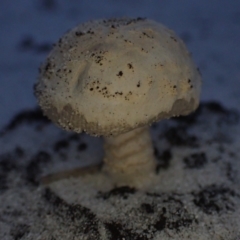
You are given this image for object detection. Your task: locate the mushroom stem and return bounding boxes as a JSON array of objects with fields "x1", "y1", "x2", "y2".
[{"x1": 103, "y1": 126, "x2": 156, "y2": 187}]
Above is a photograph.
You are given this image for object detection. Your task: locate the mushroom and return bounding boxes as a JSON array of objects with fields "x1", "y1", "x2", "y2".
[{"x1": 34, "y1": 18, "x2": 201, "y2": 188}]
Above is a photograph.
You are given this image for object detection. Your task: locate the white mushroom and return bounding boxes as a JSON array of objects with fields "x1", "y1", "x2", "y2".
[{"x1": 35, "y1": 18, "x2": 201, "y2": 187}]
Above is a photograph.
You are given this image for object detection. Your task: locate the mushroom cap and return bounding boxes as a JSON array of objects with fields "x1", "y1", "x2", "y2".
[{"x1": 35, "y1": 18, "x2": 202, "y2": 136}]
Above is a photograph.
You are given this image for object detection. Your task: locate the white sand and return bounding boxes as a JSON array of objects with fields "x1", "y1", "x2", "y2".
[{"x1": 0, "y1": 102, "x2": 240, "y2": 239}]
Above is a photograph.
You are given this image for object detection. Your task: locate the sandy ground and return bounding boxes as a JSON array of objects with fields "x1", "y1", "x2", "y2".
[{"x1": 0, "y1": 102, "x2": 240, "y2": 239}]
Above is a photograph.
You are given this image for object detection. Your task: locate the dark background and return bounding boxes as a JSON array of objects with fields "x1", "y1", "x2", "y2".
[{"x1": 1, "y1": 0, "x2": 240, "y2": 128}]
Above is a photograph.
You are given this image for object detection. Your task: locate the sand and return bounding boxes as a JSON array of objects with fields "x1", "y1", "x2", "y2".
[{"x1": 0, "y1": 101, "x2": 240, "y2": 239}]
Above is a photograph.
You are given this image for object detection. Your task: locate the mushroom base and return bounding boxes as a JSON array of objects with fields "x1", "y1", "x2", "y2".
[{"x1": 103, "y1": 126, "x2": 157, "y2": 188}]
